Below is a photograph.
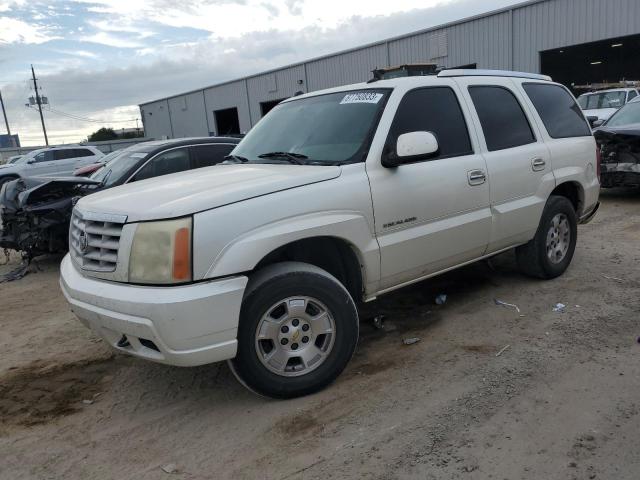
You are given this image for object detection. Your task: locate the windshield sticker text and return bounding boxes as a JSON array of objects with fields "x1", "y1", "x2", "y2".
[{"x1": 340, "y1": 92, "x2": 384, "y2": 105}]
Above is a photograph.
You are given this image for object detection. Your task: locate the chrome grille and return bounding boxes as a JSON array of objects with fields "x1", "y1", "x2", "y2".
[{"x1": 70, "y1": 209, "x2": 127, "y2": 272}]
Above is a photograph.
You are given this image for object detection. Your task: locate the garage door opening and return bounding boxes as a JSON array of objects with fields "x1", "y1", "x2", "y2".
[
  {"x1": 541, "y1": 33, "x2": 640, "y2": 94},
  {"x1": 260, "y1": 98, "x2": 288, "y2": 117},
  {"x1": 214, "y1": 107, "x2": 240, "y2": 135}
]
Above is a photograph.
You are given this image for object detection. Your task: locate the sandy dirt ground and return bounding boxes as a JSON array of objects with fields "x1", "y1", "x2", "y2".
[{"x1": 0, "y1": 188, "x2": 639, "y2": 480}]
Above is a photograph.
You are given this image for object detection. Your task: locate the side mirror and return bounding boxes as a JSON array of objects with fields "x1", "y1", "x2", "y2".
[
  {"x1": 27, "y1": 159, "x2": 36, "y2": 164},
  {"x1": 382, "y1": 131, "x2": 439, "y2": 168},
  {"x1": 592, "y1": 119, "x2": 605, "y2": 128}
]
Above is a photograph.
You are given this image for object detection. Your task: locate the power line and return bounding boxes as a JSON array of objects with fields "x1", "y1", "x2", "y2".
[{"x1": 28, "y1": 105, "x2": 139, "y2": 125}]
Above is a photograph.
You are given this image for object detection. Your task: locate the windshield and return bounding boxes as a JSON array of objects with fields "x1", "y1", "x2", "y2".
[
  {"x1": 231, "y1": 89, "x2": 390, "y2": 165},
  {"x1": 578, "y1": 91, "x2": 626, "y2": 110},
  {"x1": 605, "y1": 100, "x2": 640, "y2": 127},
  {"x1": 90, "y1": 150, "x2": 148, "y2": 186}
]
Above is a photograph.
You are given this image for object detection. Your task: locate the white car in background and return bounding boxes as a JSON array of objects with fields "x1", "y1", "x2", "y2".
[
  {"x1": 0, "y1": 146, "x2": 104, "y2": 189},
  {"x1": 577, "y1": 88, "x2": 639, "y2": 125}
]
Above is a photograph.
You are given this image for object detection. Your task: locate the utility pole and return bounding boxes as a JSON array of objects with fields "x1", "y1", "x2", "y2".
[
  {"x1": 30, "y1": 64, "x2": 48, "y2": 146},
  {"x1": 0, "y1": 90, "x2": 14, "y2": 147}
]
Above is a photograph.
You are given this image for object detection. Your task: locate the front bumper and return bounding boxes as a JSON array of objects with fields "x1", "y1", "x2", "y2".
[{"x1": 60, "y1": 254, "x2": 248, "y2": 367}]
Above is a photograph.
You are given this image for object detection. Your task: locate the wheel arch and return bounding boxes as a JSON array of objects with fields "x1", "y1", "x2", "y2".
[
  {"x1": 550, "y1": 181, "x2": 584, "y2": 216},
  {"x1": 252, "y1": 236, "x2": 365, "y2": 301}
]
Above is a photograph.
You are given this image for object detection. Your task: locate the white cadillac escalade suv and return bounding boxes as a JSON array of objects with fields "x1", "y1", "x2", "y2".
[{"x1": 60, "y1": 70, "x2": 600, "y2": 398}]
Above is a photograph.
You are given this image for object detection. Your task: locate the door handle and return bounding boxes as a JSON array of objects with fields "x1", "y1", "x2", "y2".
[
  {"x1": 532, "y1": 158, "x2": 546, "y2": 171},
  {"x1": 467, "y1": 169, "x2": 486, "y2": 186}
]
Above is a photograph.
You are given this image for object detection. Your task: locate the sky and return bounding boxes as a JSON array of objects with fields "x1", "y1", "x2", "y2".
[{"x1": 0, "y1": 0, "x2": 520, "y2": 146}]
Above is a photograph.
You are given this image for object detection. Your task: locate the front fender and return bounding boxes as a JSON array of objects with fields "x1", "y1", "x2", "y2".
[{"x1": 194, "y1": 209, "x2": 380, "y2": 294}]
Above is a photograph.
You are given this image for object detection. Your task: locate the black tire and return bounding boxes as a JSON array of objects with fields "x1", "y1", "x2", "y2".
[
  {"x1": 516, "y1": 195, "x2": 577, "y2": 279},
  {"x1": 229, "y1": 262, "x2": 359, "y2": 399}
]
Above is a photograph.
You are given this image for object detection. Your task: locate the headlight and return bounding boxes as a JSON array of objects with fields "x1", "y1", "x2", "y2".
[{"x1": 129, "y1": 217, "x2": 192, "y2": 284}]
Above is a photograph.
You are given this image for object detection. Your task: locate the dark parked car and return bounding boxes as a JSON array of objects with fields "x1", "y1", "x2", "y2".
[
  {"x1": 0, "y1": 137, "x2": 240, "y2": 257},
  {"x1": 594, "y1": 97, "x2": 640, "y2": 188}
]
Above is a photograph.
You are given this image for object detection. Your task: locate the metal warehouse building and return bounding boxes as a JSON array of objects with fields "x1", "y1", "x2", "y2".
[{"x1": 139, "y1": 0, "x2": 640, "y2": 139}]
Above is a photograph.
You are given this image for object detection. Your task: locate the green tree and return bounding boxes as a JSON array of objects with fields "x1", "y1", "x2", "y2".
[{"x1": 88, "y1": 127, "x2": 118, "y2": 142}]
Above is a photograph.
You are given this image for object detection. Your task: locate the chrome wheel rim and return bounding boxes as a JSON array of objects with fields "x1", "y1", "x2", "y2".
[
  {"x1": 546, "y1": 213, "x2": 570, "y2": 264},
  {"x1": 255, "y1": 296, "x2": 336, "y2": 377}
]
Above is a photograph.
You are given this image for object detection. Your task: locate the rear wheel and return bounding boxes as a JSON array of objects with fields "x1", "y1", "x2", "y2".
[
  {"x1": 516, "y1": 195, "x2": 577, "y2": 279},
  {"x1": 229, "y1": 262, "x2": 359, "y2": 398}
]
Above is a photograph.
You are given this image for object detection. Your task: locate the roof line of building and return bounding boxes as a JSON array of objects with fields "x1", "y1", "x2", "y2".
[{"x1": 139, "y1": 0, "x2": 549, "y2": 107}]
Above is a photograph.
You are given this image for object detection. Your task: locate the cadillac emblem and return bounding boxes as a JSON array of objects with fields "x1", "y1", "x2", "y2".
[{"x1": 79, "y1": 231, "x2": 89, "y2": 253}]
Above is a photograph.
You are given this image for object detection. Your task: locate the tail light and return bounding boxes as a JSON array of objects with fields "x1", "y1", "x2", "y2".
[{"x1": 595, "y1": 146, "x2": 601, "y2": 183}]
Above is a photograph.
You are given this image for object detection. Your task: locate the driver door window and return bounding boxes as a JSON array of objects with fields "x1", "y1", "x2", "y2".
[{"x1": 134, "y1": 148, "x2": 190, "y2": 181}]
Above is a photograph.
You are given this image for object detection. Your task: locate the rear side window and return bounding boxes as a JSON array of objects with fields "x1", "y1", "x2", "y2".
[
  {"x1": 387, "y1": 87, "x2": 473, "y2": 160},
  {"x1": 523, "y1": 83, "x2": 591, "y2": 138},
  {"x1": 190, "y1": 144, "x2": 235, "y2": 168},
  {"x1": 469, "y1": 86, "x2": 536, "y2": 151},
  {"x1": 53, "y1": 150, "x2": 71, "y2": 161},
  {"x1": 134, "y1": 148, "x2": 190, "y2": 181},
  {"x1": 628, "y1": 90, "x2": 638, "y2": 102},
  {"x1": 74, "y1": 148, "x2": 95, "y2": 157}
]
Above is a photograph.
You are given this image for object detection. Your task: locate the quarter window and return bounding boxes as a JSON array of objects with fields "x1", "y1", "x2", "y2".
[
  {"x1": 387, "y1": 87, "x2": 473, "y2": 160},
  {"x1": 469, "y1": 86, "x2": 536, "y2": 152},
  {"x1": 523, "y1": 83, "x2": 591, "y2": 138}
]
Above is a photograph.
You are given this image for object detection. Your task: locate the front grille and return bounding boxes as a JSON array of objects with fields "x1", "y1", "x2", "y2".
[{"x1": 70, "y1": 209, "x2": 126, "y2": 272}]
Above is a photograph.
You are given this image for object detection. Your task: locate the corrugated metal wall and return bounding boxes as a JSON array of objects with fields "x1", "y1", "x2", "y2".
[
  {"x1": 246, "y1": 65, "x2": 307, "y2": 124},
  {"x1": 204, "y1": 80, "x2": 251, "y2": 134},
  {"x1": 140, "y1": 0, "x2": 640, "y2": 140},
  {"x1": 166, "y1": 91, "x2": 209, "y2": 138},
  {"x1": 140, "y1": 100, "x2": 173, "y2": 139},
  {"x1": 513, "y1": 0, "x2": 640, "y2": 72},
  {"x1": 305, "y1": 44, "x2": 388, "y2": 91}
]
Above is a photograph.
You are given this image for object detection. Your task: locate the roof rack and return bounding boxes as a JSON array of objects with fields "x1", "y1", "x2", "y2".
[
  {"x1": 437, "y1": 69, "x2": 552, "y2": 82},
  {"x1": 368, "y1": 64, "x2": 440, "y2": 82}
]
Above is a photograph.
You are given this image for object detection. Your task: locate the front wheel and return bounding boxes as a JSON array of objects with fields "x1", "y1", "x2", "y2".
[
  {"x1": 229, "y1": 262, "x2": 359, "y2": 399},
  {"x1": 516, "y1": 195, "x2": 578, "y2": 279}
]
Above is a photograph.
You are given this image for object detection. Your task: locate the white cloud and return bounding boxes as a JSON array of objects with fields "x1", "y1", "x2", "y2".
[
  {"x1": 54, "y1": 49, "x2": 99, "y2": 58},
  {"x1": 0, "y1": 16, "x2": 59, "y2": 44},
  {"x1": 73, "y1": 0, "x2": 456, "y2": 38},
  {"x1": 79, "y1": 31, "x2": 145, "y2": 48}
]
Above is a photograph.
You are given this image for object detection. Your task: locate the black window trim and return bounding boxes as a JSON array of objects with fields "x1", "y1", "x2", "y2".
[
  {"x1": 385, "y1": 85, "x2": 475, "y2": 164},
  {"x1": 522, "y1": 82, "x2": 592, "y2": 139},
  {"x1": 127, "y1": 143, "x2": 238, "y2": 183},
  {"x1": 468, "y1": 84, "x2": 538, "y2": 152}
]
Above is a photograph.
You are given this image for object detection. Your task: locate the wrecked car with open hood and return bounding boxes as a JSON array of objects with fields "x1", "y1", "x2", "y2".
[
  {"x1": 594, "y1": 97, "x2": 640, "y2": 188},
  {"x1": 0, "y1": 137, "x2": 240, "y2": 258}
]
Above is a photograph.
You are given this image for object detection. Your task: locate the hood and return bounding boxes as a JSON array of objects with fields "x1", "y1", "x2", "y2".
[
  {"x1": 77, "y1": 163, "x2": 342, "y2": 222},
  {"x1": 582, "y1": 108, "x2": 618, "y2": 121},
  {"x1": 0, "y1": 163, "x2": 18, "y2": 171},
  {"x1": 0, "y1": 176, "x2": 100, "y2": 212}
]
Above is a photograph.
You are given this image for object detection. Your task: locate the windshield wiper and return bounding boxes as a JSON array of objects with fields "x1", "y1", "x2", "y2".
[
  {"x1": 223, "y1": 154, "x2": 249, "y2": 163},
  {"x1": 257, "y1": 152, "x2": 308, "y2": 165}
]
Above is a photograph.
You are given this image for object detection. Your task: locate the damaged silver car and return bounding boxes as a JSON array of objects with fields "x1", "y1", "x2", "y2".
[
  {"x1": 595, "y1": 97, "x2": 640, "y2": 188},
  {"x1": 0, "y1": 137, "x2": 240, "y2": 259}
]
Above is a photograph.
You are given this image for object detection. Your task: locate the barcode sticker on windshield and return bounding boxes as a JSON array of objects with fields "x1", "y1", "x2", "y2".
[{"x1": 340, "y1": 92, "x2": 383, "y2": 105}]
